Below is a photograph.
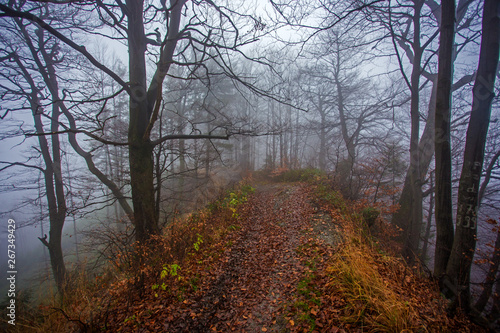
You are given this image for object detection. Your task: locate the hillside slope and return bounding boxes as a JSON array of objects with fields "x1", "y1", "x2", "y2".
[{"x1": 26, "y1": 180, "x2": 485, "y2": 332}]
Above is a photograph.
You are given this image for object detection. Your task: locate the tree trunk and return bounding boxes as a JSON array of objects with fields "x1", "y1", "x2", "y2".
[
  {"x1": 16, "y1": 25, "x2": 69, "y2": 293},
  {"x1": 434, "y1": 0, "x2": 455, "y2": 277},
  {"x1": 127, "y1": 0, "x2": 158, "y2": 241},
  {"x1": 446, "y1": 0, "x2": 500, "y2": 310},
  {"x1": 404, "y1": 0, "x2": 424, "y2": 263},
  {"x1": 421, "y1": 173, "x2": 434, "y2": 262},
  {"x1": 271, "y1": 101, "x2": 277, "y2": 170},
  {"x1": 126, "y1": 0, "x2": 184, "y2": 242},
  {"x1": 474, "y1": 227, "x2": 500, "y2": 313},
  {"x1": 487, "y1": 273, "x2": 500, "y2": 322},
  {"x1": 279, "y1": 103, "x2": 284, "y2": 167},
  {"x1": 318, "y1": 97, "x2": 327, "y2": 171},
  {"x1": 334, "y1": 52, "x2": 356, "y2": 198},
  {"x1": 45, "y1": 215, "x2": 66, "y2": 292},
  {"x1": 294, "y1": 110, "x2": 300, "y2": 168}
]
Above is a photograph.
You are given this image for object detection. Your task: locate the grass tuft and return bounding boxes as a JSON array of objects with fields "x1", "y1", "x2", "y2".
[{"x1": 328, "y1": 240, "x2": 416, "y2": 332}]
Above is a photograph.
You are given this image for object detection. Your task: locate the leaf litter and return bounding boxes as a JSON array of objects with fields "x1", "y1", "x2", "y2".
[{"x1": 93, "y1": 182, "x2": 485, "y2": 333}]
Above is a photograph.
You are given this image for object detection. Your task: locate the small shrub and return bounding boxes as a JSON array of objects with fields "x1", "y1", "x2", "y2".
[
  {"x1": 299, "y1": 168, "x2": 324, "y2": 182},
  {"x1": 315, "y1": 183, "x2": 347, "y2": 212},
  {"x1": 362, "y1": 207, "x2": 380, "y2": 227},
  {"x1": 221, "y1": 183, "x2": 255, "y2": 218},
  {"x1": 161, "y1": 263, "x2": 181, "y2": 280},
  {"x1": 271, "y1": 168, "x2": 325, "y2": 182}
]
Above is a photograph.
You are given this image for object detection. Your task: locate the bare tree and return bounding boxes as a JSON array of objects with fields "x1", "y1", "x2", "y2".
[
  {"x1": 0, "y1": 0, "x2": 274, "y2": 243},
  {"x1": 0, "y1": 6, "x2": 83, "y2": 293},
  {"x1": 372, "y1": 0, "x2": 480, "y2": 262},
  {"x1": 445, "y1": 0, "x2": 500, "y2": 311},
  {"x1": 433, "y1": 0, "x2": 455, "y2": 278}
]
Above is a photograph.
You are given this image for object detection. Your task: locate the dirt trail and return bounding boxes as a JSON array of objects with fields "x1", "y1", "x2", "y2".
[
  {"x1": 164, "y1": 183, "x2": 319, "y2": 332},
  {"x1": 44, "y1": 181, "x2": 487, "y2": 333}
]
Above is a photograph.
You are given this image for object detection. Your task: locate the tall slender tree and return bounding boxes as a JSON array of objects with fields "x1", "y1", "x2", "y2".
[
  {"x1": 382, "y1": 0, "x2": 479, "y2": 261},
  {"x1": 446, "y1": 0, "x2": 500, "y2": 311},
  {"x1": 433, "y1": 0, "x2": 456, "y2": 277}
]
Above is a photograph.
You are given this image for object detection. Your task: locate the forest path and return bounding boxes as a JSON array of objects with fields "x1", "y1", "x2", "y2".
[
  {"x1": 94, "y1": 181, "x2": 488, "y2": 333},
  {"x1": 163, "y1": 182, "x2": 331, "y2": 332}
]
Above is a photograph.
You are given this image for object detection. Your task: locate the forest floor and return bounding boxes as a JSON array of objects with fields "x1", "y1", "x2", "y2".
[
  {"x1": 161, "y1": 182, "x2": 319, "y2": 332},
  {"x1": 87, "y1": 181, "x2": 484, "y2": 333},
  {"x1": 22, "y1": 180, "x2": 487, "y2": 332},
  {"x1": 102, "y1": 182, "x2": 332, "y2": 332}
]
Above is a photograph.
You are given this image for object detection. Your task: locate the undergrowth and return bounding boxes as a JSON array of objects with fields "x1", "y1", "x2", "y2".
[
  {"x1": 22, "y1": 180, "x2": 255, "y2": 332},
  {"x1": 306, "y1": 178, "x2": 486, "y2": 332},
  {"x1": 7, "y1": 173, "x2": 485, "y2": 333},
  {"x1": 328, "y1": 241, "x2": 416, "y2": 331},
  {"x1": 254, "y1": 167, "x2": 325, "y2": 183}
]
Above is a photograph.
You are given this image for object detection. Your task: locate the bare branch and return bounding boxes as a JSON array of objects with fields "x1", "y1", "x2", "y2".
[
  {"x1": 25, "y1": 129, "x2": 129, "y2": 146},
  {"x1": 0, "y1": 3, "x2": 131, "y2": 95},
  {"x1": 0, "y1": 161, "x2": 45, "y2": 172},
  {"x1": 151, "y1": 133, "x2": 229, "y2": 146}
]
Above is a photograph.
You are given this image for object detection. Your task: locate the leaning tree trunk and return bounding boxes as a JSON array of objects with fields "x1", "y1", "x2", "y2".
[
  {"x1": 393, "y1": 73, "x2": 474, "y2": 244},
  {"x1": 334, "y1": 57, "x2": 356, "y2": 198},
  {"x1": 446, "y1": 0, "x2": 500, "y2": 311},
  {"x1": 393, "y1": 78, "x2": 436, "y2": 242},
  {"x1": 15, "y1": 25, "x2": 69, "y2": 294}
]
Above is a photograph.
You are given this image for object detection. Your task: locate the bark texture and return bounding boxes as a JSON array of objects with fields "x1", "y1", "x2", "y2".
[
  {"x1": 446, "y1": 0, "x2": 500, "y2": 310},
  {"x1": 433, "y1": 0, "x2": 455, "y2": 277}
]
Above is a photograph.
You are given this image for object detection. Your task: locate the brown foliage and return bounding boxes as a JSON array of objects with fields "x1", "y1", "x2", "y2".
[{"x1": 31, "y1": 179, "x2": 486, "y2": 332}]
